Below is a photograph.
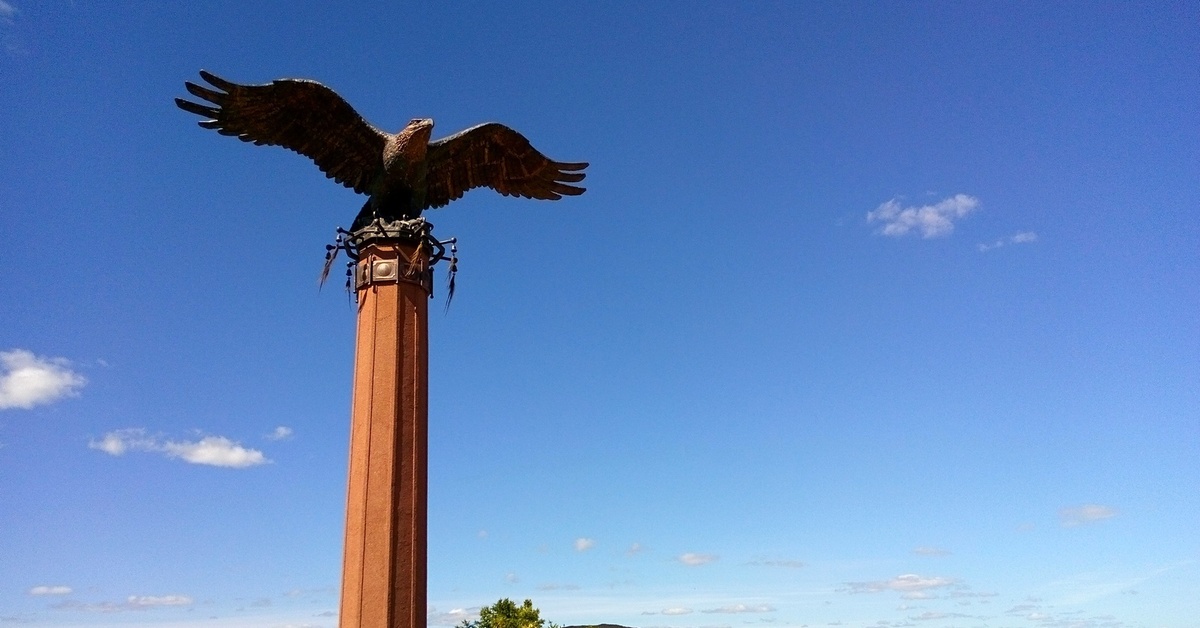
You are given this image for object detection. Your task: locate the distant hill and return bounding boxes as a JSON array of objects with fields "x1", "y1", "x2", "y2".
[{"x1": 563, "y1": 624, "x2": 635, "y2": 628}]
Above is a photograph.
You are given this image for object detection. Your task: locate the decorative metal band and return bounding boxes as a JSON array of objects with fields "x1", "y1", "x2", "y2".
[
  {"x1": 349, "y1": 217, "x2": 431, "y2": 249},
  {"x1": 354, "y1": 258, "x2": 433, "y2": 294},
  {"x1": 322, "y1": 217, "x2": 449, "y2": 300}
]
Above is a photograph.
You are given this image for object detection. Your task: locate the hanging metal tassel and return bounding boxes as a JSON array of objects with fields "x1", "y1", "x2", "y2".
[
  {"x1": 444, "y1": 241, "x2": 458, "y2": 313},
  {"x1": 319, "y1": 229, "x2": 352, "y2": 289},
  {"x1": 404, "y1": 240, "x2": 425, "y2": 279},
  {"x1": 319, "y1": 234, "x2": 342, "y2": 289}
]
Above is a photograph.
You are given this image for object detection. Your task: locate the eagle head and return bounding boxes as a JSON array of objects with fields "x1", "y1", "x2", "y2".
[
  {"x1": 385, "y1": 118, "x2": 435, "y2": 168},
  {"x1": 400, "y1": 118, "x2": 434, "y2": 144}
]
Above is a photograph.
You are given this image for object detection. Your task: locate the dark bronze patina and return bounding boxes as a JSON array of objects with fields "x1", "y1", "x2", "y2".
[{"x1": 176, "y1": 71, "x2": 588, "y2": 230}]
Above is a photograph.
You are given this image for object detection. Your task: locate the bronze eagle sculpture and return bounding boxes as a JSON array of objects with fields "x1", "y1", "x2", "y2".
[{"x1": 175, "y1": 71, "x2": 587, "y2": 230}]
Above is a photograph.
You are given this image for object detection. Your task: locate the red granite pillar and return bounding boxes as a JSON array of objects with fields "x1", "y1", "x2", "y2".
[{"x1": 340, "y1": 236, "x2": 429, "y2": 628}]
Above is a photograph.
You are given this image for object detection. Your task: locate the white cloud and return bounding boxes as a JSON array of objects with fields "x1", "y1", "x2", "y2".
[
  {"x1": 87, "y1": 428, "x2": 157, "y2": 456},
  {"x1": 911, "y1": 611, "x2": 970, "y2": 621},
  {"x1": 626, "y1": 542, "x2": 645, "y2": 555},
  {"x1": 266, "y1": 425, "x2": 294, "y2": 441},
  {"x1": 89, "y1": 429, "x2": 269, "y2": 468},
  {"x1": 89, "y1": 433, "x2": 127, "y2": 456},
  {"x1": 574, "y1": 537, "x2": 596, "y2": 552},
  {"x1": 0, "y1": 1, "x2": 16, "y2": 20},
  {"x1": 949, "y1": 590, "x2": 997, "y2": 599},
  {"x1": 1060, "y1": 504, "x2": 1118, "y2": 527},
  {"x1": 979, "y1": 230, "x2": 1039, "y2": 251},
  {"x1": 0, "y1": 349, "x2": 87, "y2": 410},
  {"x1": 28, "y1": 586, "x2": 72, "y2": 596},
  {"x1": 125, "y1": 595, "x2": 193, "y2": 609},
  {"x1": 661, "y1": 608, "x2": 694, "y2": 616},
  {"x1": 51, "y1": 600, "x2": 121, "y2": 613},
  {"x1": 1011, "y1": 231, "x2": 1038, "y2": 243},
  {"x1": 163, "y1": 436, "x2": 267, "y2": 468},
  {"x1": 702, "y1": 604, "x2": 776, "y2": 614},
  {"x1": 867, "y1": 194, "x2": 979, "y2": 238},
  {"x1": 52, "y1": 595, "x2": 193, "y2": 613},
  {"x1": 505, "y1": 572, "x2": 519, "y2": 584},
  {"x1": 845, "y1": 574, "x2": 958, "y2": 595},
  {"x1": 912, "y1": 546, "x2": 952, "y2": 557},
  {"x1": 678, "y1": 552, "x2": 718, "y2": 566}
]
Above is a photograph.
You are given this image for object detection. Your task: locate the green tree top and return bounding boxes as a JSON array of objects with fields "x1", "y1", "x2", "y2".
[{"x1": 458, "y1": 598, "x2": 558, "y2": 628}]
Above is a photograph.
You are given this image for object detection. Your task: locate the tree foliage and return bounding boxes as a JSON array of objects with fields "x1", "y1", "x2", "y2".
[{"x1": 457, "y1": 598, "x2": 557, "y2": 628}]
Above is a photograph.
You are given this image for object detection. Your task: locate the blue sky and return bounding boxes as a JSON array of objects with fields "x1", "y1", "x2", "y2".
[{"x1": 1, "y1": 2, "x2": 1197, "y2": 627}]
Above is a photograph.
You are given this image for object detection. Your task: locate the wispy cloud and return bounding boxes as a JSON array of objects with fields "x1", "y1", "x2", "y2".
[
  {"x1": 88, "y1": 428, "x2": 155, "y2": 456},
  {"x1": 979, "y1": 230, "x2": 1039, "y2": 252},
  {"x1": 867, "y1": 194, "x2": 979, "y2": 238},
  {"x1": 910, "y1": 611, "x2": 971, "y2": 621},
  {"x1": 746, "y1": 558, "x2": 806, "y2": 568},
  {"x1": 678, "y1": 552, "x2": 718, "y2": 566},
  {"x1": 428, "y1": 607, "x2": 478, "y2": 627},
  {"x1": 283, "y1": 587, "x2": 336, "y2": 599},
  {"x1": 912, "y1": 546, "x2": 952, "y2": 557},
  {"x1": 266, "y1": 425, "x2": 294, "y2": 441},
  {"x1": 51, "y1": 595, "x2": 193, "y2": 613},
  {"x1": 1060, "y1": 504, "x2": 1118, "y2": 527},
  {"x1": 845, "y1": 574, "x2": 958, "y2": 597},
  {"x1": 949, "y1": 589, "x2": 997, "y2": 599},
  {"x1": 1004, "y1": 597, "x2": 1132, "y2": 627},
  {"x1": 0, "y1": 349, "x2": 87, "y2": 410},
  {"x1": 626, "y1": 542, "x2": 646, "y2": 555},
  {"x1": 89, "y1": 428, "x2": 269, "y2": 468},
  {"x1": 1044, "y1": 562, "x2": 1189, "y2": 607},
  {"x1": 701, "y1": 604, "x2": 776, "y2": 614},
  {"x1": 536, "y1": 583, "x2": 580, "y2": 591},
  {"x1": 0, "y1": 1, "x2": 16, "y2": 21},
  {"x1": 28, "y1": 586, "x2": 72, "y2": 596},
  {"x1": 574, "y1": 537, "x2": 596, "y2": 552}
]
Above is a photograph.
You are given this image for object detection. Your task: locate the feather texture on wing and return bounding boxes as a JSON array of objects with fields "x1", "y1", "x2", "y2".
[
  {"x1": 424, "y1": 123, "x2": 588, "y2": 209},
  {"x1": 176, "y1": 71, "x2": 587, "y2": 224},
  {"x1": 175, "y1": 71, "x2": 387, "y2": 195}
]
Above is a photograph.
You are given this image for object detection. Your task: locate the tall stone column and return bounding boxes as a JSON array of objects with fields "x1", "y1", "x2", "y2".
[{"x1": 339, "y1": 222, "x2": 431, "y2": 628}]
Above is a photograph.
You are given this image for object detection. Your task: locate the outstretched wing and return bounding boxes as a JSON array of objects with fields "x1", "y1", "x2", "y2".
[
  {"x1": 423, "y1": 123, "x2": 587, "y2": 210},
  {"x1": 175, "y1": 70, "x2": 387, "y2": 195}
]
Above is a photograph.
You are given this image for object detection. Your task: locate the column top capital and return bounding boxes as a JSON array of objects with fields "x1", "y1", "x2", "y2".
[{"x1": 349, "y1": 217, "x2": 435, "y2": 249}]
